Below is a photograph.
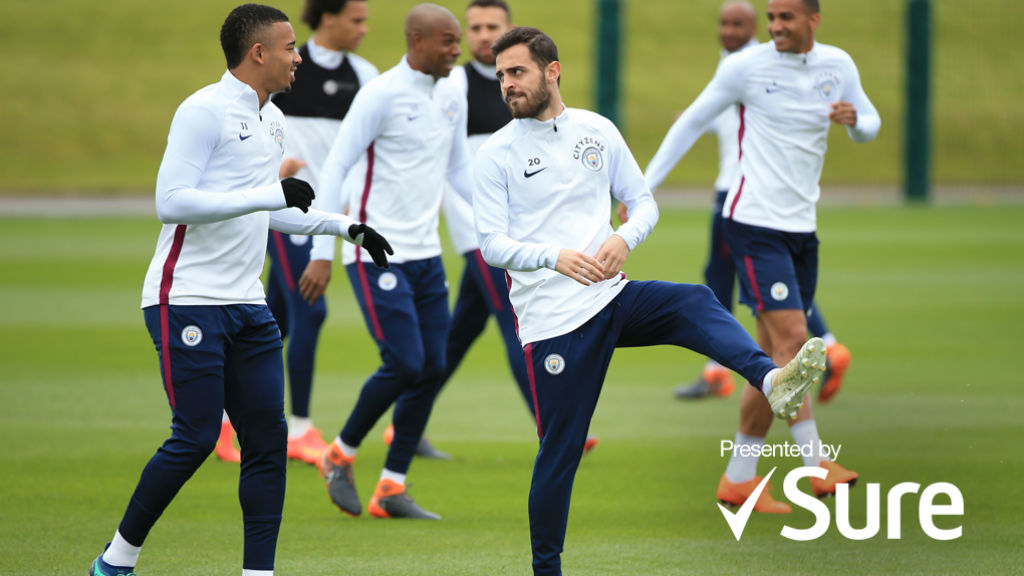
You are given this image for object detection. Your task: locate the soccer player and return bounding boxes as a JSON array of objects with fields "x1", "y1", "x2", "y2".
[
  {"x1": 308, "y1": 3, "x2": 473, "y2": 520},
  {"x1": 390, "y1": 0, "x2": 598, "y2": 458},
  {"x1": 644, "y1": 0, "x2": 879, "y2": 511},
  {"x1": 264, "y1": 0, "x2": 379, "y2": 466},
  {"x1": 88, "y1": 5, "x2": 392, "y2": 576},
  {"x1": 474, "y1": 26, "x2": 827, "y2": 576}
]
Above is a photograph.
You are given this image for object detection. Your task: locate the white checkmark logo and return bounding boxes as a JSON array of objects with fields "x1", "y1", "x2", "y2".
[{"x1": 718, "y1": 466, "x2": 777, "y2": 541}]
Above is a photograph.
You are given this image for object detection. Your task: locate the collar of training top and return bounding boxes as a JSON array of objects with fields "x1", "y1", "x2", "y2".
[
  {"x1": 222, "y1": 70, "x2": 262, "y2": 111},
  {"x1": 516, "y1": 103, "x2": 569, "y2": 133},
  {"x1": 398, "y1": 55, "x2": 443, "y2": 91}
]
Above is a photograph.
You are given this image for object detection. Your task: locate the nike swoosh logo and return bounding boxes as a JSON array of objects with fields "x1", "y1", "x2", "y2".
[
  {"x1": 524, "y1": 167, "x2": 547, "y2": 178},
  {"x1": 717, "y1": 466, "x2": 776, "y2": 541},
  {"x1": 239, "y1": 133, "x2": 253, "y2": 141},
  {"x1": 407, "y1": 114, "x2": 420, "y2": 121}
]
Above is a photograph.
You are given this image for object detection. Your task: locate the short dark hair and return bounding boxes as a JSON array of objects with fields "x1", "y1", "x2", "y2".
[
  {"x1": 467, "y1": 0, "x2": 511, "y2": 21},
  {"x1": 220, "y1": 4, "x2": 290, "y2": 69},
  {"x1": 302, "y1": 0, "x2": 365, "y2": 31},
  {"x1": 491, "y1": 27, "x2": 558, "y2": 70},
  {"x1": 802, "y1": 0, "x2": 820, "y2": 14}
]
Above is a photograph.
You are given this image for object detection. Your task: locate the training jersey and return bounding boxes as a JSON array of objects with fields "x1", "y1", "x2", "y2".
[
  {"x1": 644, "y1": 42, "x2": 880, "y2": 232},
  {"x1": 442, "y1": 61, "x2": 512, "y2": 255},
  {"x1": 473, "y1": 106, "x2": 659, "y2": 345},
  {"x1": 141, "y1": 71, "x2": 356, "y2": 307},
  {"x1": 311, "y1": 56, "x2": 473, "y2": 265},
  {"x1": 271, "y1": 40, "x2": 378, "y2": 191},
  {"x1": 709, "y1": 39, "x2": 759, "y2": 192}
]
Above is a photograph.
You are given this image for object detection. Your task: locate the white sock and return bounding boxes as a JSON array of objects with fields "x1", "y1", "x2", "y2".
[
  {"x1": 102, "y1": 531, "x2": 141, "y2": 568},
  {"x1": 288, "y1": 416, "x2": 312, "y2": 439},
  {"x1": 704, "y1": 359, "x2": 723, "y2": 371},
  {"x1": 242, "y1": 570, "x2": 273, "y2": 576},
  {"x1": 333, "y1": 437, "x2": 358, "y2": 459},
  {"x1": 790, "y1": 419, "x2": 825, "y2": 467},
  {"x1": 821, "y1": 332, "x2": 837, "y2": 347},
  {"x1": 761, "y1": 368, "x2": 777, "y2": 398},
  {"x1": 380, "y1": 468, "x2": 406, "y2": 486},
  {"x1": 724, "y1": 433, "x2": 764, "y2": 483}
]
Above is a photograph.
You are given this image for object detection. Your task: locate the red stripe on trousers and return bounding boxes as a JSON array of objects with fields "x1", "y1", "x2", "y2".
[
  {"x1": 271, "y1": 231, "x2": 296, "y2": 292},
  {"x1": 473, "y1": 249, "x2": 503, "y2": 312},
  {"x1": 524, "y1": 343, "x2": 543, "y2": 438},
  {"x1": 743, "y1": 254, "x2": 765, "y2": 313},
  {"x1": 157, "y1": 224, "x2": 187, "y2": 409},
  {"x1": 356, "y1": 259, "x2": 384, "y2": 341}
]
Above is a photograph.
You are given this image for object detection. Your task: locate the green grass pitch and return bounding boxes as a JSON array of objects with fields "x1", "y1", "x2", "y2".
[{"x1": 1, "y1": 204, "x2": 1022, "y2": 574}]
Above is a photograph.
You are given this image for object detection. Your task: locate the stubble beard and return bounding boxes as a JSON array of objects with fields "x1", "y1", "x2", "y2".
[{"x1": 508, "y1": 84, "x2": 551, "y2": 120}]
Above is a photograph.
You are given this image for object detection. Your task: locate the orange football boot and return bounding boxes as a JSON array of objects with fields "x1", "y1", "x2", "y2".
[
  {"x1": 214, "y1": 420, "x2": 241, "y2": 463},
  {"x1": 818, "y1": 343, "x2": 851, "y2": 403},
  {"x1": 810, "y1": 460, "x2": 859, "y2": 498},
  {"x1": 675, "y1": 365, "x2": 736, "y2": 399},
  {"x1": 368, "y1": 479, "x2": 440, "y2": 519},
  {"x1": 717, "y1": 474, "x2": 792, "y2": 514},
  {"x1": 287, "y1": 427, "x2": 328, "y2": 465}
]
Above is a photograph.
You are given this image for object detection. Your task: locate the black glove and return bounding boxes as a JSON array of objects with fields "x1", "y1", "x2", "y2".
[
  {"x1": 281, "y1": 177, "x2": 315, "y2": 213},
  {"x1": 348, "y1": 223, "x2": 394, "y2": 268}
]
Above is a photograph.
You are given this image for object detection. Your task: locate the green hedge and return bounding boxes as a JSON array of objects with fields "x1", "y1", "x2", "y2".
[{"x1": 0, "y1": 0, "x2": 1020, "y2": 191}]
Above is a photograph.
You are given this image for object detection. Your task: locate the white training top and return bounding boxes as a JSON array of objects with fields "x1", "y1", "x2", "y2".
[
  {"x1": 281, "y1": 40, "x2": 378, "y2": 191},
  {"x1": 312, "y1": 56, "x2": 473, "y2": 265},
  {"x1": 644, "y1": 42, "x2": 880, "y2": 232},
  {"x1": 141, "y1": 70, "x2": 357, "y2": 307},
  {"x1": 473, "y1": 106, "x2": 660, "y2": 345},
  {"x1": 440, "y1": 62, "x2": 496, "y2": 255},
  {"x1": 710, "y1": 39, "x2": 759, "y2": 192}
]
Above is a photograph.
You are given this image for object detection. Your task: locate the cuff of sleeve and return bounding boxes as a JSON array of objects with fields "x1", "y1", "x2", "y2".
[
  {"x1": 310, "y1": 235, "x2": 337, "y2": 262},
  {"x1": 614, "y1": 229, "x2": 639, "y2": 252},
  {"x1": 542, "y1": 246, "x2": 561, "y2": 270},
  {"x1": 337, "y1": 214, "x2": 359, "y2": 242},
  {"x1": 252, "y1": 181, "x2": 288, "y2": 211}
]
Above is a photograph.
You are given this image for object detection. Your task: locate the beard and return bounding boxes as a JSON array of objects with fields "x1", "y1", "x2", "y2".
[{"x1": 506, "y1": 82, "x2": 551, "y2": 119}]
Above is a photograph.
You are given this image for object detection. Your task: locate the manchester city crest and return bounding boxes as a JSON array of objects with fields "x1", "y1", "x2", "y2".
[
  {"x1": 269, "y1": 120, "x2": 285, "y2": 151},
  {"x1": 814, "y1": 71, "x2": 840, "y2": 102},
  {"x1": 181, "y1": 325, "x2": 203, "y2": 347},
  {"x1": 544, "y1": 353, "x2": 566, "y2": 375},
  {"x1": 581, "y1": 146, "x2": 603, "y2": 171}
]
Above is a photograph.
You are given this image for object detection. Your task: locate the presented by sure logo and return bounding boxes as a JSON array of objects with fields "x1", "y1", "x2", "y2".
[{"x1": 719, "y1": 466, "x2": 964, "y2": 542}]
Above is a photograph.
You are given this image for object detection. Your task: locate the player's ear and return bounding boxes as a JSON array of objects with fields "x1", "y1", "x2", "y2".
[
  {"x1": 546, "y1": 61, "x2": 561, "y2": 84},
  {"x1": 250, "y1": 42, "x2": 266, "y2": 65}
]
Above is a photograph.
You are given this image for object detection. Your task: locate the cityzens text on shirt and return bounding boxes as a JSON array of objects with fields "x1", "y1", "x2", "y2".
[{"x1": 572, "y1": 136, "x2": 605, "y2": 160}]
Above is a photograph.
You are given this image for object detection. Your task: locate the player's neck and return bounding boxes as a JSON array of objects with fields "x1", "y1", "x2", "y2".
[
  {"x1": 312, "y1": 30, "x2": 345, "y2": 53},
  {"x1": 228, "y1": 67, "x2": 269, "y2": 109},
  {"x1": 533, "y1": 92, "x2": 564, "y2": 123}
]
